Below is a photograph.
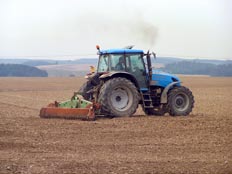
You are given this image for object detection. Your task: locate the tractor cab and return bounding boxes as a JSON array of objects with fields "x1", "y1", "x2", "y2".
[{"x1": 97, "y1": 48, "x2": 148, "y2": 89}]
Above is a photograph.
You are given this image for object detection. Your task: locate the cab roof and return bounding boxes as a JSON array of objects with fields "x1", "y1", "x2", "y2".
[{"x1": 99, "y1": 49, "x2": 144, "y2": 55}]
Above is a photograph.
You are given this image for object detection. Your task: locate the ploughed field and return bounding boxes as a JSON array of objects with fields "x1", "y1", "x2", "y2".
[{"x1": 0, "y1": 76, "x2": 231, "y2": 174}]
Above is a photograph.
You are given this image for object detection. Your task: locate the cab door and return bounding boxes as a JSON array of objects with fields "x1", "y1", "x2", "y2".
[{"x1": 126, "y1": 54, "x2": 148, "y2": 89}]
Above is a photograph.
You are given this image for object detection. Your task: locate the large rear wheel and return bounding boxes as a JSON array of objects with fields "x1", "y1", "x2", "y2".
[
  {"x1": 98, "y1": 77, "x2": 139, "y2": 117},
  {"x1": 167, "y1": 86, "x2": 194, "y2": 116}
]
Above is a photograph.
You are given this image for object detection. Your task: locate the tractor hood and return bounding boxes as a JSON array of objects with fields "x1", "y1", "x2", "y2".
[{"x1": 150, "y1": 70, "x2": 181, "y2": 88}]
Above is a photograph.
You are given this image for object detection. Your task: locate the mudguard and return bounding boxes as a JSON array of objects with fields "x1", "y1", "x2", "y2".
[
  {"x1": 160, "y1": 81, "x2": 180, "y2": 103},
  {"x1": 99, "y1": 71, "x2": 140, "y2": 88}
]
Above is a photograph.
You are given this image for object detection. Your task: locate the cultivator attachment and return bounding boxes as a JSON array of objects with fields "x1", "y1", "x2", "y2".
[{"x1": 40, "y1": 93, "x2": 100, "y2": 120}]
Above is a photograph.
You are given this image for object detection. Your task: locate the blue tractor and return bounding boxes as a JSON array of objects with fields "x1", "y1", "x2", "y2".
[{"x1": 79, "y1": 46, "x2": 194, "y2": 117}]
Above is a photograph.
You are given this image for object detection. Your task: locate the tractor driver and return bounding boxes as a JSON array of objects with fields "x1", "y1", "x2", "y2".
[{"x1": 115, "y1": 57, "x2": 125, "y2": 71}]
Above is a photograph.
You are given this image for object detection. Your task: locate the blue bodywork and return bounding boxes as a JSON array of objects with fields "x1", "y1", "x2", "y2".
[
  {"x1": 151, "y1": 70, "x2": 181, "y2": 88},
  {"x1": 99, "y1": 49, "x2": 144, "y2": 54}
]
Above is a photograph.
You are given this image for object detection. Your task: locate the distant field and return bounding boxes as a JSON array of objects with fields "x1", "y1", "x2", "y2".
[
  {"x1": 37, "y1": 64, "x2": 94, "y2": 77},
  {"x1": 0, "y1": 76, "x2": 231, "y2": 174},
  {"x1": 37, "y1": 64, "x2": 92, "y2": 71}
]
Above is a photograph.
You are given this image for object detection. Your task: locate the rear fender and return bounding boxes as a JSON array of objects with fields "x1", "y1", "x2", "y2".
[{"x1": 99, "y1": 71, "x2": 140, "y2": 89}]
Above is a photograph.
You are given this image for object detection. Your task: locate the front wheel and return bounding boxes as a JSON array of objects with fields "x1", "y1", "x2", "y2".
[{"x1": 167, "y1": 86, "x2": 194, "y2": 116}]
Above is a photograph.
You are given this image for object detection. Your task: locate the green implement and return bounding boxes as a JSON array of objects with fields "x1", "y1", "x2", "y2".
[{"x1": 39, "y1": 93, "x2": 100, "y2": 121}]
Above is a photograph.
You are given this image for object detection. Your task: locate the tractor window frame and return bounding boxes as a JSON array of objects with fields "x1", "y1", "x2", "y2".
[{"x1": 97, "y1": 53, "x2": 145, "y2": 73}]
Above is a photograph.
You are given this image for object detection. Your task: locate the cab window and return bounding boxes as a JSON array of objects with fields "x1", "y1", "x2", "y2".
[
  {"x1": 98, "y1": 55, "x2": 109, "y2": 72},
  {"x1": 110, "y1": 55, "x2": 125, "y2": 71},
  {"x1": 129, "y1": 54, "x2": 145, "y2": 72}
]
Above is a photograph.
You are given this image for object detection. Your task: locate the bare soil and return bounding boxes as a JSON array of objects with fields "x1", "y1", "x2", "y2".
[{"x1": 0, "y1": 76, "x2": 232, "y2": 174}]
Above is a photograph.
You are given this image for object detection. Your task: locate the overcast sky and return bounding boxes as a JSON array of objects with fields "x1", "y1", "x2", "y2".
[{"x1": 0, "y1": 0, "x2": 231, "y2": 59}]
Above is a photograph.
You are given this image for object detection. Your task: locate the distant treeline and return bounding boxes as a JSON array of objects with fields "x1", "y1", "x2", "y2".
[
  {"x1": 160, "y1": 61, "x2": 232, "y2": 77},
  {"x1": 0, "y1": 64, "x2": 48, "y2": 77},
  {"x1": 1, "y1": 57, "x2": 231, "y2": 67}
]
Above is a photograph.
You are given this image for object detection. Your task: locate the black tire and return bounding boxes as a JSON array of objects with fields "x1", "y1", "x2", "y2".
[
  {"x1": 144, "y1": 105, "x2": 167, "y2": 116},
  {"x1": 98, "y1": 77, "x2": 139, "y2": 117},
  {"x1": 167, "y1": 86, "x2": 194, "y2": 116}
]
